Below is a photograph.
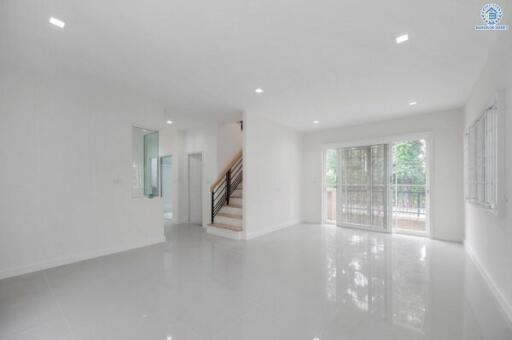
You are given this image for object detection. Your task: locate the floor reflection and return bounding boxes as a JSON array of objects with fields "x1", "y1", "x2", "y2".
[
  {"x1": 1, "y1": 223, "x2": 510, "y2": 340},
  {"x1": 321, "y1": 225, "x2": 512, "y2": 339},
  {"x1": 392, "y1": 240, "x2": 428, "y2": 333},
  {"x1": 326, "y1": 227, "x2": 430, "y2": 336}
]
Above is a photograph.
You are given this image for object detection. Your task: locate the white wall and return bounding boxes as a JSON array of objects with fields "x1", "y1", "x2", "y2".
[
  {"x1": 0, "y1": 66, "x2": 166, "y2": 279},
  {"x1": 302, "y1": 109, "x2": 465, "y2": 242},
  {"x1": 181, "y1": 126, "x2": 219, "y2": 226},
  {"x1": 159, "y1": 128, "x2": 185, "y2": 223},
  {"x1": 159, "y1": 120, "x2": 240, "y2": 227},
  {"x1": 464, "y1": 33, "x2": 512, "y2": 321},
  {"x1": 217, "y1": 121, "x2": 243, "y2": 171},
  {"x1": 243, "y1": 112, "x2": 303, "y2": 239}
]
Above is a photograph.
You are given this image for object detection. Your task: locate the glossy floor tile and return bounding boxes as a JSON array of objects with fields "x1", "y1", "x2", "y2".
[{"x1": 1, "y1": 223, "x2": 511, "y2": 339}]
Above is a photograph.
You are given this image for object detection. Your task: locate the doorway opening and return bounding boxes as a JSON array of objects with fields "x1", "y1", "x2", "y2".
[
  {"x1": 391, "y1": 139, "x2": 428, "y2": 235},
  {"x1": 160, "y1": 155, "x2": 173, "y2": 220},
  {"x1": 188, "y1": 153, "x2": 203, "y2": 226},
  {"x1": 322, "y1": 136, "x2": 430, "y2": 237}
]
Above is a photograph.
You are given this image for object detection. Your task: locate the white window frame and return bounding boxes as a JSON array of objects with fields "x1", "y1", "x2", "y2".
[
  {"x1": 465, "y1": 94, "x2": 504, "y2": 215},
  {"x1": 321, "y1": 132, "x2": 433, "y2": 238}
]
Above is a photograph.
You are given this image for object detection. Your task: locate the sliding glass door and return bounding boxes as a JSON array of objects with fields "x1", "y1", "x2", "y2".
[
  {"x1": 324, "y1": 137, "x2": 430, "y2": 236},
  {"x1": 337, "y1": 144, "x2": 389, "y2": 231}
]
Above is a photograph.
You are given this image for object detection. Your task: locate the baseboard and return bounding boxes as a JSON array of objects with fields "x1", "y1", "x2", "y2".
[
  {"x1": 207, "y1": 226, "x2": 242, "y2": 240},
  {"x1": 302, "y1": 219, "x2": 322, "y2": 224},
  {"x1": 465, "y1": 243, "x2": 512, "y2": 325},
  {"x1": 243, "y1": 219, "x2": 302, "y2": 240},
  {"x1": 0, "y1": 235, "x2": 166, "y2": 280}
]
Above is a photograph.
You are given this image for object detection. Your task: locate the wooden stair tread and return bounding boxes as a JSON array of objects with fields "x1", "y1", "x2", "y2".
[
  {"x1": 216, "y1": 212, "x2": 243, "y2": 219},
  {"x1": 227, "y1": 203, "x2": 242, "y2": 208},
  {"x1": 209, "y1": 223, "x2": 243, "y2": 232}
]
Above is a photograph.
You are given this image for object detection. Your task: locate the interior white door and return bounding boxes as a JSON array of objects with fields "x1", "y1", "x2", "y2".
[
  {"x1": 337, "y1": 144, "x2": 389, "y2": 231},
  {"x1": 188, "y1": 153, "x2": 203, "y2": 225}
]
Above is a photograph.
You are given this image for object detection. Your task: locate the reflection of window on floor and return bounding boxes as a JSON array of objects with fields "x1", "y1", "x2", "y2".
[
  {"x1": 392, "y1": 243, "x2": 428, "y2": 333},
  {"x1": 336, "y1": 234, "x2": 388, "y2": 314},
  {"x1": 332, "y1": 232, "x2": 429, "y2": 334},
  {"x1": 325, "y1": 227, "x2": 337, "y2": 302}
]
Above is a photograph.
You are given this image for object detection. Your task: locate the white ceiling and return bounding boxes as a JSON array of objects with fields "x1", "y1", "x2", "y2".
[{"x1": 0, "y1": 0, "x2": 505, "y2": 130}]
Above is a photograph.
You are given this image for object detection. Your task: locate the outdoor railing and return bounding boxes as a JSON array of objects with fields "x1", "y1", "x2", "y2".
[{"x1": 324, "y1": 184, "x2": 426, "y2": 223}]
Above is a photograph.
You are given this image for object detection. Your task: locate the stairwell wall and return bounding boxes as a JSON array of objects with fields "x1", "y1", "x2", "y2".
[
  {"x1": 180, "y1": 126, "x2": 219, "y2": 226},
  {"x1": 218, "y1": 120, "x2": 243, "y2": 173},
  {"x1": 243, "y1": 112, "x2": 303, "y2": 239}
]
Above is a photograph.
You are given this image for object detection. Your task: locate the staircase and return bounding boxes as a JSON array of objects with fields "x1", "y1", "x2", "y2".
[{"x1": 208, "y1": 150, "x2": 243, "y2": 239}]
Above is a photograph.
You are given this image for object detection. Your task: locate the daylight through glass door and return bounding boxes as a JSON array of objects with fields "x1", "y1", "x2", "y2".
[
  {"x1": 324, "y1": 139, "x2": 429, "y2": 235},
  {"x1": 391, "y1": 139, "x2": 428, "y2": 234},
  {"x1": 338, "y1": 144, "x2": 389, "y2": 231}
]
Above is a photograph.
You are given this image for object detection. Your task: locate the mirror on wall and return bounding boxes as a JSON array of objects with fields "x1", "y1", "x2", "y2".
[{"x1": 131, "y1": 126, "x2": 159, "y2": 198}]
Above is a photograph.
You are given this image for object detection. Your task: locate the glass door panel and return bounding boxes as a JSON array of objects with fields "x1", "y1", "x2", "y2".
[
  {"x1": 338, "y1": 144, "x2": 388, "y2": 231},
  {"x1": 143, "y1": 131, "x2": 159, "y2": 198},
  {"x1": 370, "y1": 145, "x2": 388, "y2": 228},
  {"x1": 391, "y1": 139, "x2": 428, "y2": 234},
  {"x1": 161, "y1": 155, "x2": 173, "y2": 220},
  {"x1": 324, "y1": 149, "x2": 338, "y2": 224}
]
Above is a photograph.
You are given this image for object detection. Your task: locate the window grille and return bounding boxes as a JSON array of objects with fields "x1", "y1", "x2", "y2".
[{"x1": 465, "y1": 105, "x2": 498, "y2": 211}]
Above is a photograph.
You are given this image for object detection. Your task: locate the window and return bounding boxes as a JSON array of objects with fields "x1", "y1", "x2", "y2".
[
  {"x1": 465, "y1": 105, "x2": 498, "y2": 211},
  {"x1": 131, "y1": 127, "x2": 159, "y2": 198}
]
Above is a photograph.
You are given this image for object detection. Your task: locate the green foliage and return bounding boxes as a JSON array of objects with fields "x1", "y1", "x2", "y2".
[
  {"x1": 325, "y1": 149, "x2": 337, "y2": 188},
  {"x1": 325, "y1": 141, "x2": 425, "y2": 189},
  {"x1": 392, "y1": 140, "x2": 425, "y2": 185}
]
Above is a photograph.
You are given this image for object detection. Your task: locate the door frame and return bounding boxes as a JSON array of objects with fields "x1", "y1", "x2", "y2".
[
  {"x1": 187, "y1": 152, "x2": 204, "y2": 225},
  {"x1": 321, "y1": 132, "x2": 433, "y2": 238},
  {"x1": 160, "y1": 154, "x2": 173, "y2": 220}
]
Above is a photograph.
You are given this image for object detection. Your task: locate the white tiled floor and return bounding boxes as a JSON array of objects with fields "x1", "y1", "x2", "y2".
[{"x1": 1, "y1": 223, "x2": 511, "y2": 339}]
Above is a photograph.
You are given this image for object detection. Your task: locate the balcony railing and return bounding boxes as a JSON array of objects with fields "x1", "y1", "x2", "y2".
[
  {"x1": 324, "y1": 184, "x2": 426, "y2": 229},
  {"x1": 390, "y1": 184, "x2": 426, "y2": 218}
]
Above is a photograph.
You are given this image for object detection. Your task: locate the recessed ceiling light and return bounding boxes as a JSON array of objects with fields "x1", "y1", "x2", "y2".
[
  {"x1": 254, "y1": 88, "x2": 263, "y2": 94},
  {"x1": 313, "y1": 120, "x2": 319, "y2": 124},
  {"x1": 409, "y1": 101, "x2": 417, "y2": 106},
  {"x1": 49, "y1": 17, "x2": 66, "y2": 28},
  {"x1": 395, "y1": 34, "x2": 408, "y2": 44},
  {"x1": 166, "y1": 120, "x2": 173, "y2": 125}
]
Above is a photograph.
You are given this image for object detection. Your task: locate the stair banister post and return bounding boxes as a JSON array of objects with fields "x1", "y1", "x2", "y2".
[
  {"x1": 226, "y1": 169, "x2": 231, "y2": 205},
  {"x1": 211, "y1": 191, "x2": 215, "y2": 224}
]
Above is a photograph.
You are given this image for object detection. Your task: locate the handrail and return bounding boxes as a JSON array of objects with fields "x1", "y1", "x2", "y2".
[
  {"x1": 210, "y1": 149, "x2": 243, "y2": 192},
  {"x1": 210, "y1": 150, "x2": 243, "y2": 224}
]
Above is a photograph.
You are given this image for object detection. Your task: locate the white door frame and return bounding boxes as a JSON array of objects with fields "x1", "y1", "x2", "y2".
[
  {"x1": 160, "y1": 154, "x2": 173, "y2": 220},
  {"x1": 187, "y1": 152, "x2": 204, "y2": 225},
  {"x1": 321, "y1": 132, "x2": 433, "y2": 238}
]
